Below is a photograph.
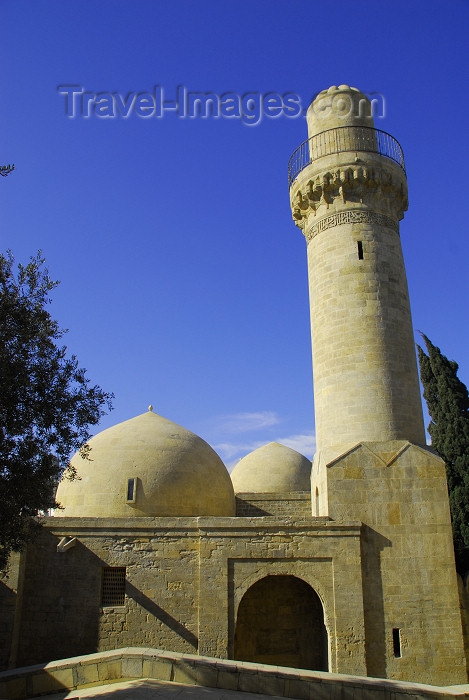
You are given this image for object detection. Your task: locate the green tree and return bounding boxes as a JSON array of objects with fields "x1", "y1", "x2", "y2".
[
  {"x1": 417, "y1": 334, "x2": 469, "y2": 575},
  {"x1": 0, "y1": 251, "x2": 113, "y2": 572}
]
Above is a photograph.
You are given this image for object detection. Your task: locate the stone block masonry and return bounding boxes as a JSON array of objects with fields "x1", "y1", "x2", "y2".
[
  {"x1": 235, "y1": 493, "x2": 311, "y2": 518},
  {"x1": 7, "y1": 516, "x2": 367, "y2": 678}
]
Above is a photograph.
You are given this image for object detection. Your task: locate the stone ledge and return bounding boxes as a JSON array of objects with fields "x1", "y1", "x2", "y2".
[
  {"x1": 235, "y1": 493, "x2": 314, "y2": 502},
  {"x1": 41, "y1": 517, "x2": 363, "y2": 537},
  {"x1": 1, "y1": 647, "x2": 468, "y2": 700}
]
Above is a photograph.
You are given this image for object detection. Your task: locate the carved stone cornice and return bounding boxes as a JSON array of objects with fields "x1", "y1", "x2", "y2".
[{"x1": 290, "y1": 164, "x2": 408, "y2": 230}]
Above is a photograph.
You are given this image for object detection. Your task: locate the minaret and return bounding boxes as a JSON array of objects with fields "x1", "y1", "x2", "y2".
[
  {"x1": 289, "y1": 85, "x2": 425, "y2": 455},
  {"x1": 287, "y1": 88, "x2": 468, "y2": 684}
]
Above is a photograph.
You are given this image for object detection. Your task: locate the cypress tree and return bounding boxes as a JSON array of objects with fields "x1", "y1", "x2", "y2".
[{"x1": 417, "y1": 334, "x2": 469, "y2": 575}]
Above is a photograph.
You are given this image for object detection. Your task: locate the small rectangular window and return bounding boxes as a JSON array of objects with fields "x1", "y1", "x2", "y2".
[
  {"x1": 357, "y1": 241, "x2": 364, "y2": 260},
  {"x1": 392, "y1": 627, "x2": 401, "y2": 658},
  {"x1": 101, "y1": 567, "x2": 126, "y2": 606},
  {"x1": 126, "y1": 477, "x2": 137, "y2": 504}
]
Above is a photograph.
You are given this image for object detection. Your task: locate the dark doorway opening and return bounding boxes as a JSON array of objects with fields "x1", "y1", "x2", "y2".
[{"x1": 234, "y1": 575, "x2": 328, "y2": 671}]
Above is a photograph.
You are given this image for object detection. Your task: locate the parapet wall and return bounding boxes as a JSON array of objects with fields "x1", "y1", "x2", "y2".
[{"x1": 0, "y1": 647, "x2": 468, "y2": 700}]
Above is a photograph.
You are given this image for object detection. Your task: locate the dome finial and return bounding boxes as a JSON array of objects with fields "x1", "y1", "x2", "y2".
[{"x1": 148, "y1": 404, "x2": 153, "y2": 412}]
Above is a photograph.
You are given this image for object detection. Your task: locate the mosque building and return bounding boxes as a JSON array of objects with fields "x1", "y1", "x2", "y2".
[{"x1": 1, "y1": 86, "x2": 468, "y2": 687}]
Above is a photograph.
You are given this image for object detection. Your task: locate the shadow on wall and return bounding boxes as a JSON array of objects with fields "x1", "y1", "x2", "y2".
[
  {"x1": 10, "y1": 529, "x2": 198, "y2": 668},
  {"x1": 0, "y1": 580, "x2": 17, "y2": 670},
  {"x1": 124, "y1": 581, "x2": 198, "y2": 649},
  {"x1": 11, "y1": 531, "x2": 102, "y2": 667},
  {"x1": 456, "y1": 573, "x2": 469, "y2": 674},
  {"x1": 234, "y1": 498, "x2": 269, "y2": 516},
  {"x1": 360, "y1": 526, "x2": 391, "y2": 678}
]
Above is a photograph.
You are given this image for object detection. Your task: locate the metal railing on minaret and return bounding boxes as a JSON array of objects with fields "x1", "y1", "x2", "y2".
[{"x1": 288, "y1": 126, "x2": 405, "y2": 187}]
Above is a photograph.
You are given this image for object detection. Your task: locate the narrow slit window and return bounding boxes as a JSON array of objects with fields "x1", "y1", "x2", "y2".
[
  {"x1": 101, "y1": 567, "x2": 126, "y2": 606},
  {"x1": 357, "y1": 241, "x2": 364, "y2": 260},
  {"x1": 392, "y1": 628, "x2": 401, "y2": 658},
  {"x1": 126, "y1": 477, "x2": 137, "y2": 504}
]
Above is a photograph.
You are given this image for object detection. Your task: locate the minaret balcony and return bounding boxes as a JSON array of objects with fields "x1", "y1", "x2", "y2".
[{"x1": 288, "y1": 126, "x2": 405, "y2": 188}]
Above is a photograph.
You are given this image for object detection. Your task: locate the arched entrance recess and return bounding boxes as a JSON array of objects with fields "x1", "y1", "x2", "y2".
[{"x1": 233, "y1": 575, "x2": 328, "y2": 671}]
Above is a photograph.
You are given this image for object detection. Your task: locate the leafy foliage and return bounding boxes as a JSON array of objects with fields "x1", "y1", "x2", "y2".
[
  {"x1": 0, "y1": 251, "x2": 113, "y2": 572},
  {"x1": 417, "y1": 334, "x2": 469, "y2": 575}
]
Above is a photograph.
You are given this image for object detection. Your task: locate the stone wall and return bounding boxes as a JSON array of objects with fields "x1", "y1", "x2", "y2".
[
  {"x1": 196, "y1": 517, "x2": 365, "y2": 674},
  {"x1": 458, "y1": 575, "x2": 469, "y2": 672},
  {"x1": 235, "y1": 493, "x2": 311, "y2": 518},
  {"x1": 0, "y1": 553, "x2": 20, "y2": 670},
  {"x1": 4, "y1": 481, "x2": 467, "y2": 688},
  {"x1": 8, "y1": 516, "x2": 366, "y2": 678},
  {"x1": 11, "y1": 520, "x2": 201, "y2": 666},
  {"x1": 323, "y1": 440, "x2": 467, "y2": 685}
]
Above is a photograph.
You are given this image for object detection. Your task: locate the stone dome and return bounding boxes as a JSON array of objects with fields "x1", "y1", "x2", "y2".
[
  {"x1": 55, "y1": 408, "x2": 236, "y2": 517},
  {"x1": 230, "y1": 442, "x2": 312, "y2": 494},
  {"x1": 306, "y1": 84, "x2": 374, "y2": 137}
]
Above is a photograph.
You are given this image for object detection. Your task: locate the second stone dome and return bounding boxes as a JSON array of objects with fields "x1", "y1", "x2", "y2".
[
  {"x1": 55, "y1": 408, "x2": 236, "y2": 517},
  {"x1": 230, "y1": 442, "x2": 312, "y2": 493}
]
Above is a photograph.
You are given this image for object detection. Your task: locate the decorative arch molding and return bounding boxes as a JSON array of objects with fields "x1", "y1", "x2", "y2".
[
  {"x1": 233, "y1": 571, "x2": 329, "y2": 671},
  {"x1": 234, "y1": 564, "x2": 328, "y2": 615}
]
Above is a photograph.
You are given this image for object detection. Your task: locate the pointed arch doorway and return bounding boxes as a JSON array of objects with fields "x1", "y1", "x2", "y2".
[{"x1": 234, "y1": 574, "x2": 328, "y2": 671}]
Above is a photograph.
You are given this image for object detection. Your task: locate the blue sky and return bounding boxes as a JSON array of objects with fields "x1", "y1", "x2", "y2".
[{"x1": 1, "y1": 0, "x2": 468, "y2": 468}]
